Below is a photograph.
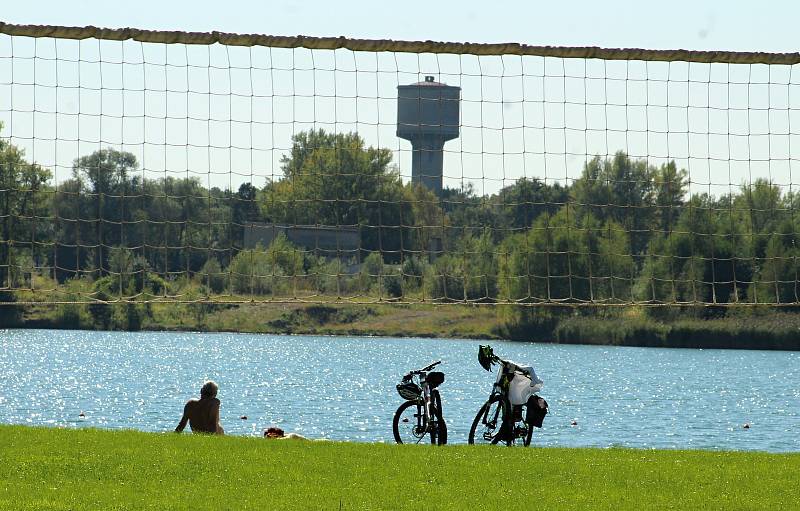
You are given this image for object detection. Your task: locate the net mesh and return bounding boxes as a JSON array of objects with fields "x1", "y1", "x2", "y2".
[{"x1": 1, "y1": 24, "x2": 799, "y2": 306}]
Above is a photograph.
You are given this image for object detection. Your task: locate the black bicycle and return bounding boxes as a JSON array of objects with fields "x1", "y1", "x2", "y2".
[
  {"x1": 392, "y1": 360, "x2": 447, "y2": 445},
  {"x1": 468, "y1": 345, "x2": 548, "y2": 446}
]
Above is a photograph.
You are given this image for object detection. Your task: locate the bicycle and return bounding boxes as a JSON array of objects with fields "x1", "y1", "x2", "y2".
[
  {"x1": 392, "y1": 360, "x2": 447, "y2": 445},
  {"x1": 468, "y1": 345, "x2": 548, "y2": 446}
]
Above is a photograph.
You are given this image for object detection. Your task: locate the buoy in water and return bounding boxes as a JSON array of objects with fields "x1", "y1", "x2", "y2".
[
  {"x1": 570, "y1": 420, "x2": 578, "y2": 426},
  {"x1": 78, "y1": 411, "x2": 85, "y2": 418},
  {"x1": 240, "y1": 415, "x2": 248, "y2": 420},
  {"x1": 743, "y1": 423, "x2": 750, "y2": 429}
]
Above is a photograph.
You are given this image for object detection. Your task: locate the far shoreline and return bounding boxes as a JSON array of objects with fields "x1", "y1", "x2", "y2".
[{"x1": 6, "y1": 302, "x2": 800, "y2": 351}]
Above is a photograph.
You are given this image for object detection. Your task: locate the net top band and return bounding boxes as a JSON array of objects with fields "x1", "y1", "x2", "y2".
[{"x1": 1, "y1": 21, "x2": 799, "y2": 65}]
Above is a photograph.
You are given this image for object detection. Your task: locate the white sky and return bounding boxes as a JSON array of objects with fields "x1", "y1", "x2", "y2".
[{"x1": 1, "y1": 1, "x2": 799, "y2": 196}]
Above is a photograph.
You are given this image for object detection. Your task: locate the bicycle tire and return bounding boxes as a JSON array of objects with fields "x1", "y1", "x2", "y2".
[
  {"x1": 468, "y1": 394, "x2": 512, "y2": 446},
  {"x1": 431, "y1": 390, "x2": 447, "y2": 445},
  {"x1": 523, "y1": 403, "x2": 534, "y2": 447},
  {"x1": 392, "y1": 400, "x2": 429, "y2": 444},
  {"x1": 428, "y1": 407, "x2": 447, "y2": 445}
]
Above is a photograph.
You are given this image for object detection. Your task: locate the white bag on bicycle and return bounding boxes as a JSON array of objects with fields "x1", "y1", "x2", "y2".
[{"x1": 507, "y1": 366, "x2": 544, "y2": 406}]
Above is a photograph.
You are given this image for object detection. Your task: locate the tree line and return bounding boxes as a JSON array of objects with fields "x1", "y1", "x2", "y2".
[{"x1": 2, "y1": 124, "x2": 799, "y2": 310}]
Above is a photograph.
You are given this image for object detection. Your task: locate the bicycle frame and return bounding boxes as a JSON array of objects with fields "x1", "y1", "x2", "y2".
[
  {"x1": 488, "y1": 361, "x2": 514, "y2": 398},
  {"x1": 471, "y1": 345, "x2": 544, "y2": 446},
  {"x1": 484, "y1": 363, "x2": 514, "y2": 427},
  {"x1": 421, "y1": 374, "x2": 432, "y2": 429},
  {"x1": 394, "y1": 360, "x2": 444, "y2": 444},
  {"x1": 409, "y1": 372, "x2": 439, "y2": 438},
  {"x1": 481, "y1": 361, "x2": 529, "y2": 443}
]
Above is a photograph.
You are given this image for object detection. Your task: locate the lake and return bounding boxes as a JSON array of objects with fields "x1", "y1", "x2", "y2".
[{"x1": 1, "y1": 329, "x2": 798, "y2": 452}]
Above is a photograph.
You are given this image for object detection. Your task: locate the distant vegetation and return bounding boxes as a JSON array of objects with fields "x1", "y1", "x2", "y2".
[{"x1": 2, "y1": 122, "x2": 800, "y2": 341}]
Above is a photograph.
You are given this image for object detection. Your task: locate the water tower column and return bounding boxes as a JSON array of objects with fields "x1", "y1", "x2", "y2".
[{"x1": 411, "y1": 136, "x2": 446, "y2": 196}]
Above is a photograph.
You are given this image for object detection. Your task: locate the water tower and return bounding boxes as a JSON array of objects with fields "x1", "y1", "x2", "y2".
[{"x1": 397, "y1": 76, "x2": 461, "y2": 196}]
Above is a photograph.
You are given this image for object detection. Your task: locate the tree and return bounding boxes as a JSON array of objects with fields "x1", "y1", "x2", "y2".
[
  {"x1": 51, "y1": 177, "x2": 86, "y2": 281},
  {"x1": 198, "y1": 258, "x2": 226, "y2": 294},
  {"x1": 459, "y1": 231, "x2": 499, "y2": 301},
  {"x1": 739, "y1": 178, "x2": 783, "y2": 260},
  {"x1": 73, "y1": 148, "x2": 137, "y2": 196},
  {"x1": 261, "y1": 129, "x2": 406, "y2": 259},
  {"x1": 229, "y1": 246, "x2": 282, "y2": 295},
  {"x1": 492, "y1": 177, "x2": 569, "y2": 231},
  {"x1": 572, "y1": 152, "x2": 655, "y2": 256},
  {"x1": 424, "y1": 254, "x2": 467, "y2": 301},
  {"x1": 71, "y1": 148, "x2": 139, "y2": 276},
  {"x1": 402, "y1": 183, "x2": 445, "y2": 258},
  {"x1": 231, "y1": 182, "x2": 261, "y2": 248},
  {"x1": 498, "y1": 206, "x2": 633, "y2": 303},
  {"x1": 266, "y1": 233, "x2": 304, "y2": 277},
  {"x1": 652, "y1": 161, "x2": 689, "y2": 234},
  {"x1": 750, "y1": 229, "x2": 800, "y2": 304},
  {"x1": 0, "y1": 122, "x2": 52, "y2": 287},
  {"x1": 635, "y1": 193, "x2": 752, "y2": 305}
]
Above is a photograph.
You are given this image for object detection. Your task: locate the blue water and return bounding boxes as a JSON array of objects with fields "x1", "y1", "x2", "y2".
[{"x1": 1, "y1": 329, "x2": 798, "y2": 452}]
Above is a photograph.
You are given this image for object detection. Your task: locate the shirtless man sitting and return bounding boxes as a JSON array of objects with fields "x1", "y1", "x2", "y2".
[{"x1": 175, "y1": 380, "x2": 224, "y2": 435}]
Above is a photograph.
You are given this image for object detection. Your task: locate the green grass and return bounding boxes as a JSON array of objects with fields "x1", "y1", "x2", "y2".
[{"x1": 1, "y1": 426, "x2": 798, "y2": 510}]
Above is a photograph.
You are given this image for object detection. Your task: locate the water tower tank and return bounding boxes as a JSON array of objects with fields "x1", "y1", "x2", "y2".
[{"x1": 397, "y1": 76, "x2": 461, "y2": 196}]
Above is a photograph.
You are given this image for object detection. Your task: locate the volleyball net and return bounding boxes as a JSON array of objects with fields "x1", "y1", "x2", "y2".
[{"x1": 1, "y1": 22, "x2": 800, "y2": 306}]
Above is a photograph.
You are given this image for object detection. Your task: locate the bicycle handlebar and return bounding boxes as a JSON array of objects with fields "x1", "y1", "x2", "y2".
[
  {"x1": 407, "y1": 360, "x2": 441, "y2": 376},
  {"x1": 498, "y1": 358, "x2": 531, "y2": 376},
  {"x1": 421, "y1": 360, "x2": 441, "y2": 372}
]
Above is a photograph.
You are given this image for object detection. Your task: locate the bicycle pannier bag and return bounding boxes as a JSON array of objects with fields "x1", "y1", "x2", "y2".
[
  {"x1": 526, "y1": 395, "x2": 548, "y2": 428},
  {"x1": 426, "y1": 371, "x2": 445, "y2": 389}
]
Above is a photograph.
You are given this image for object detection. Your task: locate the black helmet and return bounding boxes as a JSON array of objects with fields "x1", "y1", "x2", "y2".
[
  {"x1": 426, "y1": 371, "x2": 445, "y2": 389},
  {"x1": 396, "y1": 381, "x2": 422, "y2": 401},
  {"x1": 478, "y1": 345, "x2": 496, "y2": 372}
]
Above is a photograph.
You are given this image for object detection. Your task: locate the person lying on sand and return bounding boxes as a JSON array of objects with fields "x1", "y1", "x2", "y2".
[
  {"x1": 175, "y1": 380, "x2": 225, "y2": 435},
  {"x1": 263, "y1": 427, "x2": 308, "y2": 440}
]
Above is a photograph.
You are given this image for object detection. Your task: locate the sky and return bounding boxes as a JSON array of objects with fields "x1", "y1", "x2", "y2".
[{"x1": 1, "y1": 1, "x2": 799, "y2": 196}]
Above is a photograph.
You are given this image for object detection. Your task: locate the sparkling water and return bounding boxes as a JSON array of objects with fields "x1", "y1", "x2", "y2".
[{"x1": 1, "y1": 329, "x2": 798, "y2": 451}]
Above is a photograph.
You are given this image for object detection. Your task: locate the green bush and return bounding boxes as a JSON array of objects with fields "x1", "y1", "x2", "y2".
[
  {"x1": 383, "y1": 271, "x2": 403, "y2": 298},
  {"x1": 359, "y1": 252, "x2": 384, "y2": 291},
  {"x1": 198, "y1": 258, "x2": 226, "y2": 294},
  {"x1": 316, "y1": 258, "x2": 360, "y2": 295},
  {"x1": 267, "y1": 233, "x2": 304, "y2": 276},
  {"x1": 424, "y1": 255, "x2": 465, "y2": 301},
  {"x1": 229, "y1": 246, "x2": 284, "y2": 295},
  {"x1": 401, "y1": 256, "x2": 425, "y2": 290}
]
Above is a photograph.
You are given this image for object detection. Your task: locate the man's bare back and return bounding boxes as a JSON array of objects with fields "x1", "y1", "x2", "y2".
[{"x1": 175, "y1": 381, "x2": 224, "y2": 435}]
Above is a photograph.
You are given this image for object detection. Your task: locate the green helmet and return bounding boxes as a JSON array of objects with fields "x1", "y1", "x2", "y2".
[{"x1": 478, "y1": 345, "x2": 496, "y2": 372}]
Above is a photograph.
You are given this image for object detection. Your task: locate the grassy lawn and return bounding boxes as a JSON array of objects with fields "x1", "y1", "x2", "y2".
[{"x1": 1, "y1": 426, "x2": 798, "y2": 510}]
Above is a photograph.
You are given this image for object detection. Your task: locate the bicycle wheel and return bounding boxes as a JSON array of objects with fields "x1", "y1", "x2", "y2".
[
  {"x1": 431, "y1": 390, "x2": 447, "y2": 446},
  {"x1": 468, "y1": 395, "x2": 512, "y2": 446},
  {"x1": 522, "y1": 404, "x2": 533, "y2": 447},
  {"x1": 392, "y1": 400, "x2": 429, "y2": 444},
  {"x1": 429, "y1": 407, "x2": 447, "y2": 445},
  {"x1": 521, "y1": 405, "x2": 533, "y2": 447}
]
